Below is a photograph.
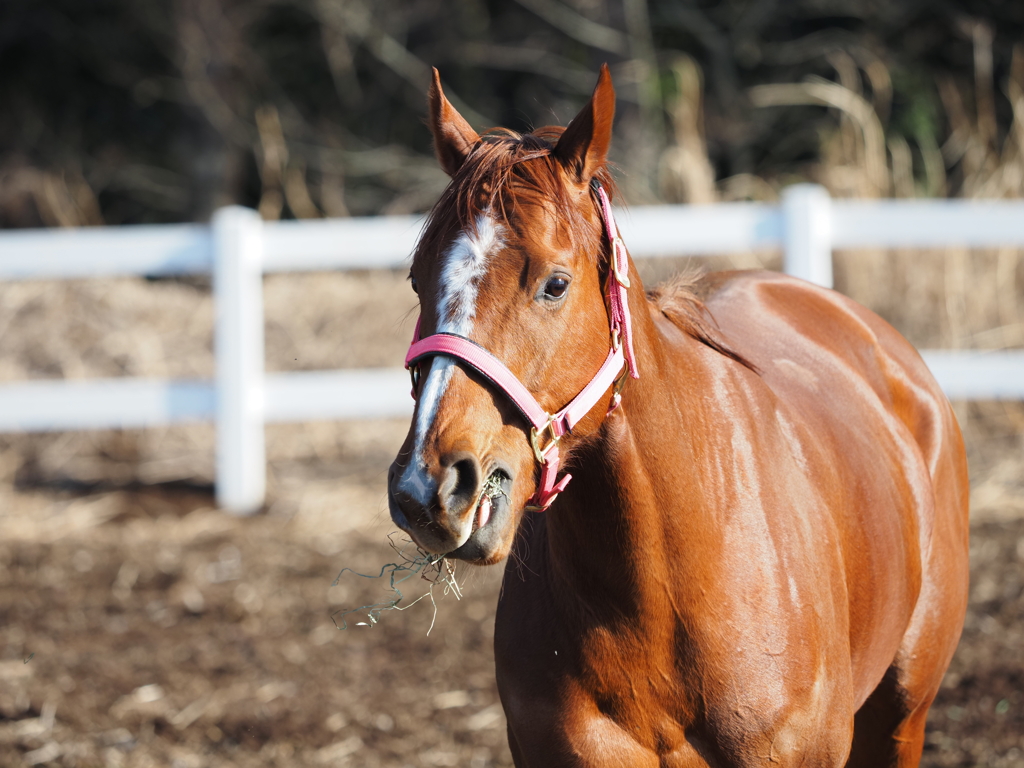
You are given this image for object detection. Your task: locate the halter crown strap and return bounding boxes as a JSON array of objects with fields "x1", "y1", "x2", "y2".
[{"x1": 405, "y1": 182, "x2": 637, "y2": 511}]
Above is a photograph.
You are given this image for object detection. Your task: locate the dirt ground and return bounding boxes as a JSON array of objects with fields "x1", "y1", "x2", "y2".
[
  {"x1": 1, "y1": 418, "x2": 1023, "y2": 768},
  {"x1": 1, "y1": 255, "x2": 1023, "y2": 767},
  {"x1": 0, "y1": 442, "x2": 513, "y2": 768}
]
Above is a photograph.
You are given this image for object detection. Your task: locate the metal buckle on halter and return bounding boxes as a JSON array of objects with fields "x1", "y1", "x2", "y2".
[
  {"x1": 611, "y1": 237, "x2": 630, "y2": 288},
  {"x1": 529, "y1": 416, "x2": 561, "y2": 465}
]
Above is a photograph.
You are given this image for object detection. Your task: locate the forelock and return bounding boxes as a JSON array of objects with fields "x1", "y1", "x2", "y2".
[{"x1": 414, "y1": 126, "x2": 616, "y2": 267}]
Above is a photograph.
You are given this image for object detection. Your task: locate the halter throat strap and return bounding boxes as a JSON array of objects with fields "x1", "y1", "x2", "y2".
[{"x1": 405, "y1": 183, "x2": 638, "y2": 511}]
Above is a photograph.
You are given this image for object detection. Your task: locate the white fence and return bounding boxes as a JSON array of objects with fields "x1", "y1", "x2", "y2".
[{"x1": 2, "y1": 184, "x2": 1023, "y2": 513}]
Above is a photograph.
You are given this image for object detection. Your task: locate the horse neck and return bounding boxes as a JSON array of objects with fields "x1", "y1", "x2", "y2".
[{"x1": 539, "y1": 285, "x2": 715, "y2": 613}]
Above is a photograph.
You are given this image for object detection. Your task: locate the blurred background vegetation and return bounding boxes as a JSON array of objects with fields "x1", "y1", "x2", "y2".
[{"x1": 3, "y1": 0, "x2": 1024, "y2": 229}]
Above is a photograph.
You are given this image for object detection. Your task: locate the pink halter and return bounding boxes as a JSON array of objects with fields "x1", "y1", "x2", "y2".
[{"x1": 405, "y1": 184, "x2": 639, "y2": 512}]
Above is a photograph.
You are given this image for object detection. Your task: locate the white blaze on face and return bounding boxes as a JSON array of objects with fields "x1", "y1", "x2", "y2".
[{"x1": 399, "y1": 213, "x2": 503, "y2": 499}]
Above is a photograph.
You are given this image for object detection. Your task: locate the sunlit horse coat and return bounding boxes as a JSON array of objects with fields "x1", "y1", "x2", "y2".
[{"x1": 388, "y1": 66, "x2": 970, "y2": 767}]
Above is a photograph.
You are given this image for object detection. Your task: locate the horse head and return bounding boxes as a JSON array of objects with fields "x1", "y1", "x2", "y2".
[{"x1": 387, "y1": 65, "x2": 631, "y2": 564}]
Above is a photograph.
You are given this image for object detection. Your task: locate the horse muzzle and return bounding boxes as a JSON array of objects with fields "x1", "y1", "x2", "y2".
[{"x1": 388, "y1": 453, "x2": 515, "y2": 562}]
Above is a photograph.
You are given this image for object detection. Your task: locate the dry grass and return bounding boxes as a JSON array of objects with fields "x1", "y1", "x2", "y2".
[{"x1": 0, "y1": 270, "x2": 418, "y2": 531}]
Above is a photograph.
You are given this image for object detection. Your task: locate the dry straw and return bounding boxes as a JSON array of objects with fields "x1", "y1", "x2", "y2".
[{"x1": 331, "y1": 534, "x2": 464, "y2": 635}]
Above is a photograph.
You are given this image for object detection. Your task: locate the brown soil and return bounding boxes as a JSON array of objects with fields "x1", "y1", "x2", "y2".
[
  {"x1": 0, "y1": 485, "x2": 512, "y2": 768},
  {"x1": 1, "y1": 415, "x2": 1022, "y2": 768}
]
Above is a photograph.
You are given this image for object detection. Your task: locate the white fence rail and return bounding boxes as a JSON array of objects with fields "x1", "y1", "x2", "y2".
[{"x1": 1, "y1": 184, "x2": 1022, "y2": 512}]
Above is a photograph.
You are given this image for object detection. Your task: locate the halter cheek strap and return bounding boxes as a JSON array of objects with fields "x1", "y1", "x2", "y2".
[
  {"x1": 596, "y1": 184, "x2": 639, "y2": 381},
  {"x1": 405, "y1": 184, "x2": 638, "y2": 512}
]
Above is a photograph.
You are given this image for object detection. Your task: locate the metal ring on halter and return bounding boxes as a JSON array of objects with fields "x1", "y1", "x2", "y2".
[
  {"x1": 524, "y1": 494, "x2": 562, "y2": 513},
  {"x1": 613, "y1": 364, "x2": 629, "y2": 397},
  {"x1": 529, "y1": 417, "x2": 560, "y2": 465},
  {"x1": 612, "y1": 238, "x2": 630, "y2": 288}
]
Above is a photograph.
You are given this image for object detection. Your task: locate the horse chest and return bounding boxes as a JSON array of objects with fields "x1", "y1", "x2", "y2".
[{"x1": 494, "y1": 566, "x2": 848, "y2": 767}]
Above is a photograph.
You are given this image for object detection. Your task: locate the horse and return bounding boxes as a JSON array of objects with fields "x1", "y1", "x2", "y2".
[{"x1": 387, "y1": 65, "x2": 969, "y2": 767}]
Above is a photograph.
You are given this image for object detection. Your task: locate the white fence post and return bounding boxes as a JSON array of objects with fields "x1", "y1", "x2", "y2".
[
  {"x1": 212, "y1": 206, "x2": 266, "y2": 514},
  {"x1": 783, "y1": 184, "x2": 833, "y2": 288}
]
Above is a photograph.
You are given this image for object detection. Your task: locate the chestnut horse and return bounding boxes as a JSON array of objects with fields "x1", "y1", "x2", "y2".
[{"x1": 388, "y1": 66, "x2": 969, "y2": 767}]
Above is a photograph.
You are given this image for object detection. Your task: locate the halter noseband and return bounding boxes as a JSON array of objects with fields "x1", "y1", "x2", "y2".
[{"x1": 404, "y1": 184, "x2": 639, "y2": 512}]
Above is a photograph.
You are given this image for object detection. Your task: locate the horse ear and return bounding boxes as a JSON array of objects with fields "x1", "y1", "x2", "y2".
[
  {"x1": 428, "y1": 68, "x2": 480, "y2": 177},
  {"x1": 553, "y1": 63, "x2": 615, "y2": 184}
]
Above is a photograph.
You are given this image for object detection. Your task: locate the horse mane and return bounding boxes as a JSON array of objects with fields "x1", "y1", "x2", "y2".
[
  {"x1": 649, "y1": 272, "x2": 759, "y2": 373},
  {"x1": 417, "y1": 126, "x2": 756, "y2": 371}
]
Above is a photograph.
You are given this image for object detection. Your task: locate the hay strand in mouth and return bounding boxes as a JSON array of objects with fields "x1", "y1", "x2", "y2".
[
  {"x1": 331, "y1": 533, "x2": 464, "y2": 635},
  {"x1": 475, "y1": 469, "x2": 509, "y2": 529},
  {"x1": 481, "y1": 470, "x2": 508, "y2": 501}
]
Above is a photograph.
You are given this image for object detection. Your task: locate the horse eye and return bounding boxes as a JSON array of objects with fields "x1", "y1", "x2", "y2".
[
  {"x1": 410, "y1": 276, "x2": 419, "y2": 294},
  {"x1": 543, "y1": 277, "x2": 570, "y2": 300}
]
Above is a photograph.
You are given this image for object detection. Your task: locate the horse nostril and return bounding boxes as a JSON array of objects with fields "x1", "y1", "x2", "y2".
[
  {"x1": 453, "y1": 457, "x2": 479, "y2": 499},
  {"x1": 442, "y1": 453, "x2": 481, "y2": 513}
]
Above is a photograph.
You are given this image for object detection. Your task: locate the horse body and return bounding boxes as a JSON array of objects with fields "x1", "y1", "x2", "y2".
[
  {"x1": 494, "y1": 271, "x2": 968, "y2": 766},
  {"x1": 389, "y1": 66, "x2": 969, "y2": 767}
]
